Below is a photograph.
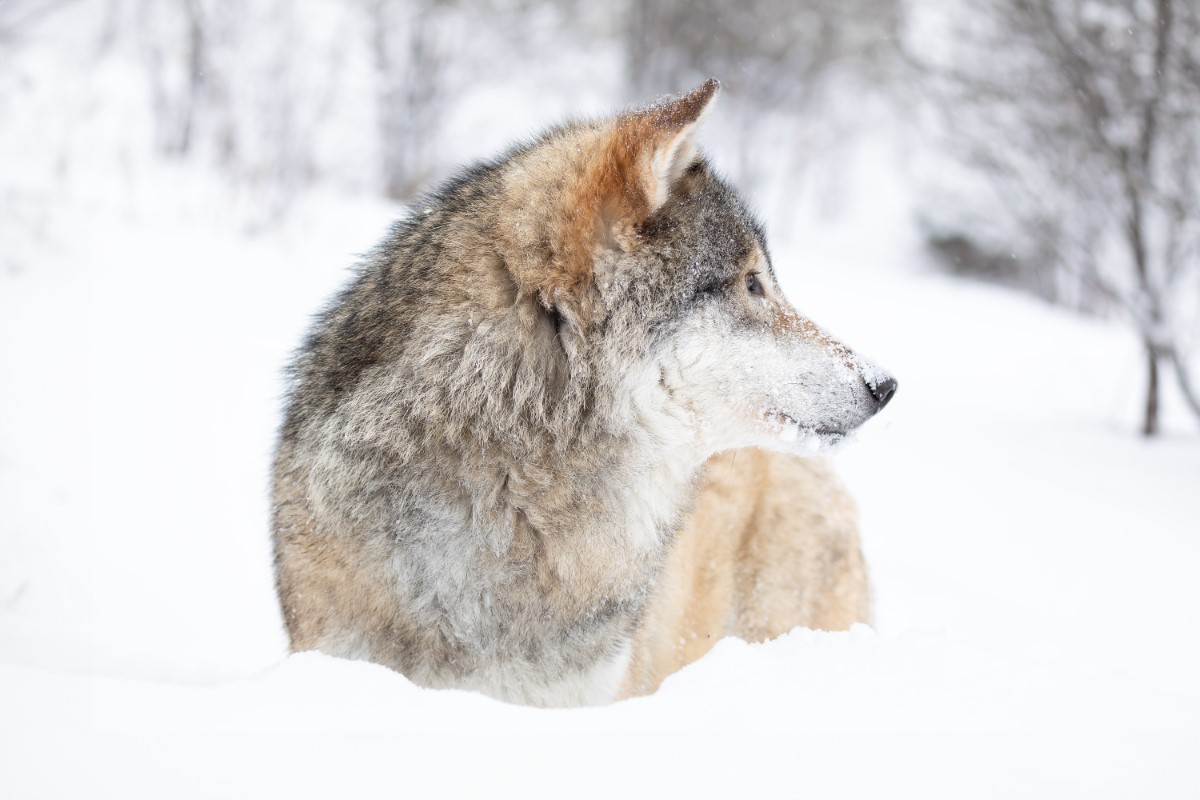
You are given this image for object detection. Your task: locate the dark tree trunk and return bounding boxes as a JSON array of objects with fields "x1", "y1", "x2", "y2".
[
  {"x1": 1143, "y1": 341, "x2": 1160, "y2": 437},
  {"x1": 370, "y1": 0, "x2": 442, "y2": 202},
  {"x1": 176, "y1": 0, "x2": 207, "y2": 157}
]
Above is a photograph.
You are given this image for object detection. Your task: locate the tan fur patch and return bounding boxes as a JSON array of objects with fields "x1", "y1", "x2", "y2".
[{"x1": 621, "y1": 448, "x2": 870, "y2": 698}]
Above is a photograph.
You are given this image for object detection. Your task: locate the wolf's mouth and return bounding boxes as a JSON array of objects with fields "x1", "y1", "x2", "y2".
[
  {"x1": 772, "y1": 412, "x2": 849, "y2": 451},
  {"x1": 775, "y1": 412, "x2": 844, "y2": 436}
]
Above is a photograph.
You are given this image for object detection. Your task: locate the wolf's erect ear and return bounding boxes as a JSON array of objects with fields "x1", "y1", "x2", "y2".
[
  {"x1": 511, "y1": 80, "x2": 720, "y2": 321},
  {"x1": 611, "y1": 78, "x2": 720, "y2": 215},
  {"x1": 601, "y1": 78, "x2": 720, "y2": 228}
]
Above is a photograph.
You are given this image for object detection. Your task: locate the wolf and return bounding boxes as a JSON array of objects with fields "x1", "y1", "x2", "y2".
[{"x1": 272, "y1": 79, "x2": 896, "y2": 707}]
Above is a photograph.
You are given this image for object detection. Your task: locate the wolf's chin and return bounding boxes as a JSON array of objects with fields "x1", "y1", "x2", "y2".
[{"x1": 813, "y1": 430, "x2": 850, "y2": 451}]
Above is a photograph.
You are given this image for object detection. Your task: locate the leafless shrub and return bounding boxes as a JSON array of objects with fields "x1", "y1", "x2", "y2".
[{"x1": 915, "y1": 0, "x2": 1200, "y2": 434}]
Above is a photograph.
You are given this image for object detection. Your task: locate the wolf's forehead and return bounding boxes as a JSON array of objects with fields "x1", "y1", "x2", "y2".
[
  {"x1": 745, "y1": 242, "x2": 771, "y2": 273},
  {"x1": 690, "y1": 188, "x2": 769, "y2": 273}
]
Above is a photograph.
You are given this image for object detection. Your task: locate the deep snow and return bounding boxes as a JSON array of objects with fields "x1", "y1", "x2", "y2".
[{"x1": 2, "y1": 10, "x2": 1200, "y2": 799}]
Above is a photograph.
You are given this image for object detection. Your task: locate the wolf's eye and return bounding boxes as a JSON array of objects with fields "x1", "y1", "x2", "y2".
[{"x1": 746, "y1": 272, "x2": 764, "y2": 297}]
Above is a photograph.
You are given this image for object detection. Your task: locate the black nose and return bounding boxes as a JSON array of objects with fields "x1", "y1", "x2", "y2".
[{"x1": 869, "y1": 377, "x2": 897, "y2": 409}]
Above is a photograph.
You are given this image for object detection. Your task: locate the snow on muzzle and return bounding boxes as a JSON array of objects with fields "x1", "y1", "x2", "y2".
[{"x1": 761, "y1": 311, "x2": 898, "y2": 446}]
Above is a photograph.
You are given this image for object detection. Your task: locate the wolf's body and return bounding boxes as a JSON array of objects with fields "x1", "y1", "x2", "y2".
[{"x1": 272, "y1": 80, "x2": 893, "y2": 706}]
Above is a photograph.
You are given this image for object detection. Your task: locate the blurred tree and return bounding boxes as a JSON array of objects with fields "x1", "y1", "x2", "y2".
[
  {"x1": 623, "y1": 0, "x2": 905, "y2": 186},
  {"x1": 366, "y1": 0, "x2": 453, "y2": 201},
  {"x1": 363, "y1": 0, "x2": 597, "y2": 201},
  {"x1": 917, "y1": 0, "x2": 1200, "y2": 435},
  {"x1": 124, "y1": 0, "x2": 356, "y2": 218},
  {"x1": 624, "y1": 0, "x2": 903, "y2": 102},
  {"x1": 133, "y1": 0, "x2": 243, "y2": 162}
]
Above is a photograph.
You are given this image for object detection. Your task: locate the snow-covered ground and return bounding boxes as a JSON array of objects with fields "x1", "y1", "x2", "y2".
[{"x1": 3, "y1": 11, "x2": 1199, "y2": 799}]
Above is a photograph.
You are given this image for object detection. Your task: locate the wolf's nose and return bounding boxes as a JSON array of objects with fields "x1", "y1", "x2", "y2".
[{"x1": 870, "y1": 377, "x2": 897, "y2": 409}]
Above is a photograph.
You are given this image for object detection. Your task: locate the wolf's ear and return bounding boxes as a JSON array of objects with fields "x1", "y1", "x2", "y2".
[
  {"x1": 510, "y1": 80, "x2": 720, "y2": 321},
  {"x1": 610, "y1": 78, "x2": 720, "y2": 215},
  {"x1": 579, "y1": 78, "x2": 719, "y2": 248}
]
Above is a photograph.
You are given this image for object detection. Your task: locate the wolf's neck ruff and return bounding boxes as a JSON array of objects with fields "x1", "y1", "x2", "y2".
[{"x1": 295, "y1": 310, "x2": 706, "y2": 688}]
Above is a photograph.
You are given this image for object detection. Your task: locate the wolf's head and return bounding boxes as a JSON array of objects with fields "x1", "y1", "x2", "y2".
[{"x1": 491, "y1": 79, "x2": 896, "y2": 459}]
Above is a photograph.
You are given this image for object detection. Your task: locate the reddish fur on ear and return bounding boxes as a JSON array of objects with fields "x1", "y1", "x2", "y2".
[
  {"x1": 557, "y1": 80, "x2": 719, "y2": 299},
  {"x1": 502, "y1": 80, "x2": 720, "y2": 321},
  {"x1": 595, "y1": 77, "x2": 720, "y2": 229}
]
